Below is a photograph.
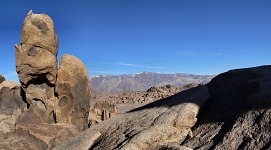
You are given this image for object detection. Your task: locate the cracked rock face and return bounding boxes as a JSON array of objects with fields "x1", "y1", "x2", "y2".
[
  {"x1": 15, "y1": 11, "x2": 58, "y2": 124},
  {"x1": 56, "y1": 54, "x2": 90, "y2": 131}
]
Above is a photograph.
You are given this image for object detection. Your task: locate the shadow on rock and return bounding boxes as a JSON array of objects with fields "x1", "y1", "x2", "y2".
[
  {"x1": 129, "y1": 84, "x2": 208, "y2": 113},
  {"x1": 183, "y1": 65, "x2": 271, "y2": 150}
]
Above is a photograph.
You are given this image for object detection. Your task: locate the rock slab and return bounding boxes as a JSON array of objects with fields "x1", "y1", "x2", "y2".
[
  {"x1": 57, "y1": 85, "x2": 209, "y2": 149},
  {"x1": 182, "y1": 65, "x2": 271, "y2": 150}
]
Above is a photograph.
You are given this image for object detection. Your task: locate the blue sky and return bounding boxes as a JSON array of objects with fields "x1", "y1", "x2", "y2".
[{"x1": 1, "y1": 0, "x2": 271, "y2": 82}]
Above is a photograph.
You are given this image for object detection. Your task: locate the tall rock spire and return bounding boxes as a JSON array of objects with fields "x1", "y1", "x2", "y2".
[
  {"x1": 15, "y1": 11, "x2": 90, "y2": 131},
  {"x1": 15, "y1": 11, "x2": 59, "y2": 123}
]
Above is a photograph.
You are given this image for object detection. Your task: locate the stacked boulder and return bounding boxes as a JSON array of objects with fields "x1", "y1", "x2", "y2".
[{"x1": 15, "y1": 11, "x2": 90, "y2": 131}]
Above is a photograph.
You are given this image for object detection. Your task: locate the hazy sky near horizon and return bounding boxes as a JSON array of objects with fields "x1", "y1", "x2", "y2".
[{"x1": 1, "y1": 0, "x2": 271, "y2": 81}]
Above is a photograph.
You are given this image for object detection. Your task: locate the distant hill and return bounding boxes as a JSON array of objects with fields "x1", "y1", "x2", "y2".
[{"x1": 90, "y1": 72, "x2": 215, "y2": 92}]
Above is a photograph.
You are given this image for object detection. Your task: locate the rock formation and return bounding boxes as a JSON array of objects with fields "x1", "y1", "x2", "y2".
[
  {"x1": 92, "y1": 84, "x2": 198, "y2": 105},
  {"x1": 182, "y1": 65, "x2": 271, "y2": 149},
  {"x1": 52, "y1": 130, "x2": 101, "y2": 150},
  {"x1": 0, "y1": 74, "x2": 5, "y2": 84},
  {"x1": 0, "y1": 81, "x2": 19, "y2": 91},
  {"x1": 14, "y1": 11, "x2": 90, "y2": 130},
  {"x1": 54, "y1": 65, "x2": 271, "y2": 150},
  {"x1": 88, "y1": 84, "x2": 198, "y2": 127},
  {"x1": 15, "y1": 10, "x2": 58, "y2": 124},
  {"x1": 57, "y1": 85, "x2": 210, "y2": 149},
  {"x1": 88, "y1": 101, "x2": 117, "y2": 126},
  {"x1": 2, "y1": 10, "x2": 271, "y2": 150},
  {"x1": 0, "y1": 10, "x2": 92, "y2": 150},
  {"x1": 0, "y1": 84, "x2": 25, "y2": 137},
  {"x1": 56, "y1": 54, "x2": 91, "y2": 131}
]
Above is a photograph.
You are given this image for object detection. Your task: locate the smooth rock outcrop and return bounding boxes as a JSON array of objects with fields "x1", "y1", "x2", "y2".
[
  {"x1": 56, "y1": 54, "x2": 91, "y2": 131},
  {"x1": 182, "y1": 65, "x2": 271, "y2": 149},
  {"x1": 15, "y1": 10, "x2": 58, "y2": 124},
  {"x1": 52, "y1": 131, "x2": 101, "y2": 150},
  {"x1": 57, "y1": 85, "x2": 209, "y2": 149}
]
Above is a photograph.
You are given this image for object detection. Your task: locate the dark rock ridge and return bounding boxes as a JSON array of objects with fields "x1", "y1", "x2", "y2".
[
  {"x1": 56, "y1": 65, "x2": 271, "y2": 150},
  {"x1": 182, "y1": 65, "x2": 271, "y2": 149},
  {"x1": 90, "y1": 72, "x2": 215, "y2": 92}
]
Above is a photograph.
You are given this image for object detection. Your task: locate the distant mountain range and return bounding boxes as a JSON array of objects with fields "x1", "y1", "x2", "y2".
[{"x1": 90, "y1": 72, "x2": 216, "y2": 92}]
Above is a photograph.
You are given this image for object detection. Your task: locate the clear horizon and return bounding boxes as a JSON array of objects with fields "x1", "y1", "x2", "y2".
[{"x1": 1, "y1": 0, "x2": 271, "y2": 82}]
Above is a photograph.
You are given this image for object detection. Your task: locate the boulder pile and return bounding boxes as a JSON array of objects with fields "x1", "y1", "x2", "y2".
[
  {"x1": 88, "y1": 84, "x2": 198, "y2": 126},
  {"x1": 92, "y1": 84, "x2": 198, "y2": 105}
]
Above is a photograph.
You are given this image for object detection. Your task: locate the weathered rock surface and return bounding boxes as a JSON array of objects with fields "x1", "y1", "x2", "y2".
[
  {"x1": 0, "y1": 123, "x2": 79, "y2": 150},
  {"x1": 52, "y1": 130, "x2": 101, "y2": 150},
  {"x1": 92, "y1": 84, "x2": 198, "y2": 105},
  {"x1": 15, "y1": 10, "x2": 58, "y2": 124},
  {"x1": 0, "y1": 74, "x2": 5, "y2": 84},
  {"x1": 55, "y1": 65, "x2": 271, "y2": 150},
  {"x1": 0, "y1": 86, "x2": 25, "y2": 115},
  {"x1": 6, "y1": 9, "x2": 271, "y2": 150},
  {"x1": 157, "y1": 144, "x2": 193, "y2": 150},
  {"x1": 0, "y1": 83, "x2": 79, "y2": 149},
  {"x1": 88, "y1": 84, "x2": 198, "y2": 126},
  {"x1": 56, "y1": 54, "x2": 91, "y2": 131},
  {"x1": 0, "y1": 80, "x2": 19, "y2": 91},
  {"x1": 91, "y1": 84, "x2": 198, "y2": 114},
  {"x1": 57, "y1": 85, "x2": 209, "y2": 149},
  {"x1": 88, "y1": 102, "x2": 117, "y2": 126},
  {"x1": 16, "y1": 123, "x2": 79, "y2": 149},
  {"x1": 182, "y1": 65, "x2": 271, "y2": 149},
  {"x1": 0, "y1": 10, "x2": 93, "y2": 149},
  {"x1": 16, "y1": 10, "x2": 58, "y2": 85},
  {"x1": 0, "y1": 85, "x2": 26, "y2": 139}
]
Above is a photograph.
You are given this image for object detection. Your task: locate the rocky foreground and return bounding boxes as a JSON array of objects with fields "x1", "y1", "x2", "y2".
[
  {"x1": 53, "y1": 65, "x2": 271, "y2": 150},
  {"x1": 1, "y1": 11, "x2": 271, "y2": 150}
]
